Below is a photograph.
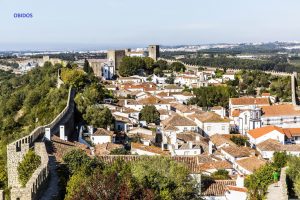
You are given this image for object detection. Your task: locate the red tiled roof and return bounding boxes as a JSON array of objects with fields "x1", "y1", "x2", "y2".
[
  {"x1": 261, "y1": 104, "x2": 300, "y2": 117},
  {"x1": 227, "y1": 185, "x2": 248, "y2": 192},
  {"x1": 247, "y1": 125, "x2": 284, "y2": 139},
  {"x1": 230, "y1": 97, "x2": 270, "y2": 106},
  {"x1": 236, "y1": 157, "x2": 266, "y2": 173},
  {"x1": 202, "y1": 180, "x2": 236, "y2": 196}
]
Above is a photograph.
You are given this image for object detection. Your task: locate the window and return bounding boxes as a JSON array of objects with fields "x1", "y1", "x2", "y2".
[
  {"x1": 184, "y1": 151, "x2": 189, "y2": 155},
  {"x1": 245, "y1": 115, "x2": 247, "y2": 125},
  {"x1": 207, "y1": 126, "x2": 211, "y2": 131},
  {"x1": 222, "y1": 126, "x2": 225, "y2": 130},
  {"x1": 184, "y1": 127, "x2": 187, "y2": 131}
]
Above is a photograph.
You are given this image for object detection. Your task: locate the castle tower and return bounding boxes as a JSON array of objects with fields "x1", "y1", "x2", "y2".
[
  {"x1": 148, "y1": 45, "x2": 160, "y2": 61},
  {"x1": 107, "y1": 50, "x2": 126, "y2": 71}
]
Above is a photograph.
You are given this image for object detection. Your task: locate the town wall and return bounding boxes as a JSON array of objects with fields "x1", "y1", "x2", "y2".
[{"x1": 7, "y1": 87, "x2": 75, "y2": 200}]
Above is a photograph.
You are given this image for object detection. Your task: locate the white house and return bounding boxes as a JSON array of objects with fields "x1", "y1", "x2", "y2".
[
  {"x1": 234, "y1": 156, "x2": 266, "y2": 175},
  {"x1": 220, "y1": 146, "x2": 252, "y2": 163},
  {"x1": 256, "y1": 139, "x2": 300, "y2": 159},
  {"x1": 188, "y1": 112, "x2": 230, "y2": 136},
  {"x1": 229, "y1": 97, "x2": 270, "y2": 117},
  {"x1": 172, "y1": 91, "x2": 195, "y2": 104},
  {"x1": 247, "y1": 125, "x2": 286, "y2": 146},
  {"x1": 224, "y1": 175, "x2": 247, "y2": 200},
  {"x1": 260, "y1": 104, "x2": 300, "y2": 127},
  {"x1": 91, "y1": 128, "x2": 115, "y2": 145}
]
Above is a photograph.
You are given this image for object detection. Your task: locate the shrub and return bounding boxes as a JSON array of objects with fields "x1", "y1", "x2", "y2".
[
  {"x1": 211, "y1": 169, "x2": 230, "y2": 180},
  {"x1": 17, "y1": 150, "x2": 41, "y2": 187}
]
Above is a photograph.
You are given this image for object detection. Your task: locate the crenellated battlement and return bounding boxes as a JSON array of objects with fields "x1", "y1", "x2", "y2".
[{"x1": 7, "y1": 87, "x2": 75, "y2": 200}]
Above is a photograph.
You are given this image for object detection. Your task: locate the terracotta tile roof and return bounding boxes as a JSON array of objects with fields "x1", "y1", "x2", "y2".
[
  {"x1": 177, "y1": 132, "x2": 203, "y2": 142},
  {"x1": 122, "y1": 107, "x2": 139, "y2": 113},
  {"x1": 221, "y1": 146, "x2": 252, "y2": 158},
  {"x1": 199, "y1": 160, "x2": 232, "y2": 171},
  {"x1": 93, "y1": 128, "x2": 114, "y2": 136},
  {"x1": 156, "y1": 92, "x2": 169, "y2": 97},
  {"x1": 211, "y1": 106, "x2": 223, "y2": 110},
  {"x1": 202, "y1": 180, "x2": 236, "y2": 196},
  {"x1": 164, "y1": 84, "x2": 183, "y2": 90},
  {"x1": 113, "y1": 114, "x2": 131, "y2": 123},
  {"x1": 261, "y1": 104, "x2": 300, "y2": 117},
  {"x1": 226, "y1": 185, "x2": 248, "y2": 192},
  {"x1": 256, "y1": 139, "x2": 300, "y2": 152},
  {"x1": 161, "y1": 113, "x2": 197, "y2": 127},
  {"x1": 230, "y1": 97, "x2": 270, "y2": 106},
  {"x1": 123, "y1": 82, "x2": 157, "y2": 92},
  {"x1": 171, "y1": 103, "x2": 195, "y2": 113},
  {"x1": 178, "y1": 143, "x2": 201, "y2": 150},
  {"x1": 164, "y1": 124, "x2": 179, "y2": 131},
  {"x1": 94, "y1": 143, "x2": 124, "y2": 156},
  {"x1": 131, "y1": 142, "x2": 170, "y2": 155},
  {"x1": 189, "y1": 112, "x2": 230, "y2": 123},
  {"x1": 158, "y1": 109, "x2": 169, "y2": 115},
  {"x1": 210, "y1": 134, "x2": 237, "y2": 148},
  {"x1": 236, "y1": 156, "x2": 267, "y2": 173},
  {"x1": 137, "y1": 95, "x2": 169, "y2": 105},
  {"x1": 282, "y1": 144, "x2": 300, "y2": 152},
  {"x1": 247, "y1": 125, "x2": 284, "y2": 139},
  {"x1": 256, "y1": 139, "x2": 282, "y2": 151},
  {"x1": 231, "y1": 109, "x2": 240, "y2": 117}
]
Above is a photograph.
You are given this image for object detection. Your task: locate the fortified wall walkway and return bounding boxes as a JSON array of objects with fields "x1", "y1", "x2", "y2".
[{"x1": 266, "y1": 167, "x2": 288, "y2": 200}]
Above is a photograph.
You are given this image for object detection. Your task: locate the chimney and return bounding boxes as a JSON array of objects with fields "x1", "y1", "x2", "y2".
[
  {"x1": 196, "y1": 135, "x2": 200, "y2": 141},
  {"x1": 208, "y1": 140, "x2": 213, "y2": 155},
  {"x1": 174, "y1": 143, "x2": 179, "y2": 150},
  {"x1": 89, "y1": 125, "x2": 94, "y2": 135},
  {"x1": 45, "y1": 128, "x2": 51, "y2": 140},
  {"x1": 236, "y1": 175, "x2": 245, "y2": 188},
  {"x1": 107, "y1": 126, "x2": 111, "y2": 131},
  {"x1": 124, "y1": 99, "x2": 128, "y2": 106},
  {"x1": 188, "y1": 141, "x2": 193, "y2": 149},
  {"x1": 60, "y1": 125, "x2": 65, "y2": 141}
]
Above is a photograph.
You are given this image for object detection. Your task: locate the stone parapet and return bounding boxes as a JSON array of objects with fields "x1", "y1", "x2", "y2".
[{"x1": 7, "y1": 87, "x2": 75, "y2": 200}]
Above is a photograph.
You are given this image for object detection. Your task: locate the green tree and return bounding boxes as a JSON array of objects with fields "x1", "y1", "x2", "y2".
[
  {"x1": 83, "y1": 106, "x2": 114, "y2": 128},
  {"x1": 66, "y1": 62, "x2": 72, "y2": 69},
  {"x1": 272, "y1": 151, "x2": 288, "y2": 169},
  {"x1": 230, "y1": 135, "x2": 248, "y2": 146},
  {"x1": 83, "y1": 59, "x2": 93, "y2": 74},
  {"x1": 17, "y1": 150, "x2": 41, "y2": 187},
  {"x1": 170, "y1": 62, "x2": 186, "y2": 72},
  {"x1": 144, "y1": 57, "x2": 155, "y2": 71},
  {"x1": 119, "y1": 56, "x2": 146, "y2": 77},
  {"x1": 245, "y1": 163, "x2": 275, "y2": 200},
  {"x1": 154, "y1": 60, "x2": 168, "y2": 70},
  {"x1": 132, "y1": 156, "x2": 200, "y2": 200},
  {"x1": 139, "y1": 105, "x2": 160, "y2": 124},
  {"x1": 61, "y1": 68, "x2": 88, "y2": 89},
  {"x1": 154, "y1": 67, "x2": 164, "y2": 77},
  {"x1": 109, "y1": 148, "x2": 131, "y2": 155},
  {"x1": 165, "y1": 73, "x2": 175, "y2": 84},
  {"x1": 211, "y1": 169, "x2": 230, "y2": 180}
]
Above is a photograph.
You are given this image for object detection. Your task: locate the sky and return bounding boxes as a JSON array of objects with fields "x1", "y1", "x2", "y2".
[{"x1": 1, "y1": 0, "x2": 300, "y2": 51}]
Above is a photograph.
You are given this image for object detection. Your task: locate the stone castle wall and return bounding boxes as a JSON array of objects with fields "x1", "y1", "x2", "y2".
[
  {"x1": 10, "y1": 143, "x2": 49, "y2": 200},
  {"x1": 7, "y1": 87, "x2": 75, "y2": 200},
  {"x1": 161, "y1": 58, "x2": 293, "y2": 77}
]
